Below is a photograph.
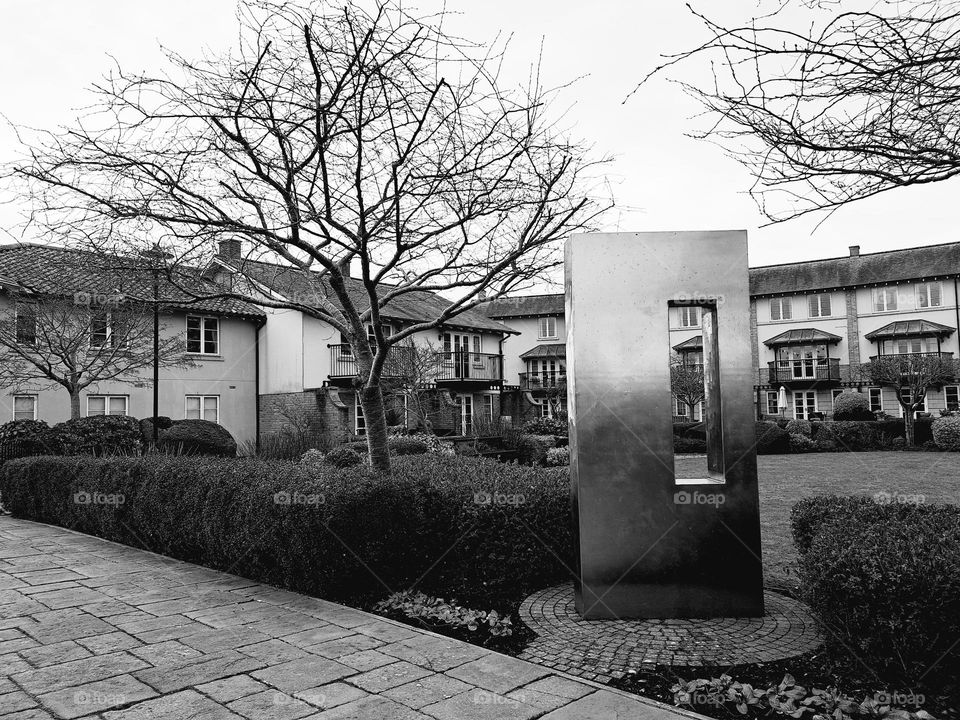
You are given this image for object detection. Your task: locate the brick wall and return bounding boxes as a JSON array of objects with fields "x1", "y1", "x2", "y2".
[{"x1": 845, "y1": 290, "x2": 861, "y2": 365}]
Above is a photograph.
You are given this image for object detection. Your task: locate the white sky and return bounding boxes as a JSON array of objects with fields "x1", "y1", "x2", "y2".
[{"x1": 1, "y1": 0, "x2": 957, "y2": 271}]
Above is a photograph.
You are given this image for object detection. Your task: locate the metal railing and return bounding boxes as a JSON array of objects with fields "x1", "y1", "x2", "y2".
[
  {"x1": 518, "y1": 372, "x2": 567, "y2": 390},
  {"x1": 767, "y1": 358, "x2": 841, "y2": 384}
]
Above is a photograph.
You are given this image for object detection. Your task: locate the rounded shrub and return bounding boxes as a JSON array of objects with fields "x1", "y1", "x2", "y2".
[
  {"x1": 932, "y1": 416, "x2": 960, "y2": 451},
  {"x1": 157, "y1": 419, "x2": 236, "y2": 457},
  {"x1": 323, "y1": 446, "x2": 363, "y2": 468},
  {"x1": 812, "y1": 423, "x2": 837, "y2": 452},
  {"x1": 755, "y1": 421, "x2": 789, "y2": 454},
  {"x1": 520, "y1": 416, "x2": 568, "y2": 437},
  {"x1": 46, "y1": 416, "x2": 143, "y2": 456},
  {"x1": 832, "y1": 391, "x2": 874, "y2": 421},
  {"x1": 784, "y1": 419, "x2": 811, "y2": 437},
  {"x1": 516, "y1": 434, "x2": 556, "y2": 465},
  {"x1": 789, "y1": 433, "x2": 815, "y2": 453},
  {"x1": 829, "y1": 421, "x2": 879, "y2": 451},
  {"x1": 139, "y1": 416, "x2": 174, "y2": 443},
  {"x1": 0, "y1": 419, "x2": 51, "y2": 462}
]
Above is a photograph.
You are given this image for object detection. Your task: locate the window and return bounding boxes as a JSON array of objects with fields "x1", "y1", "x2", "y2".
[
  {"x1": 185, "y1": 395, "x2": 219, "y2": 423},
  {"x1": 482, "y1": 394, "x2": 494, "y2": 423},
  {"x1": 676, "y1": 396, "x2": 688, "y2": 417},
  {"x1": 766, "y1": 391, "x2": 779, "y2": 415},
  {"x1": 87, "y1": 396, "x2": 128, "y2": 416},
  {"x1": 808, "y1": 294, "x2": 832, "y2": 318},
  {"x1": 366, "y1": 323, "x2": 393, "y2": 347},
  {"x1": 13, "y1": 395, "x2": 37, "y2": 421},
  {"x1": 355, "y1": 394, "x2": 366, "y2": 435},
  {"x1": 457, "y1": 394, "x2": 473, "y2": 435},
  {"x1": 831, "y1": 389, "x2": 844, "y2": 404},
  {"x1": 793, "y1": 391, "x2": 817, "y2": 420},
  {"x1": 869, "y1": 388, "x2": 883, "y2": 413},
  {"x1": 679, "y1": 306, "x2": 700, "y2": 328},
  {"x1": 538, "y1": 316, "x2": 558, "y2": 339},
  {"x1": 946, "y1": 386, "x2": 959, "y2": 411},
  {"x1": 339, "y1": 332, "x2": 353, "y2": 357},
  {"x1": 881, "y1": 337, "x2": 931, "y2": 355},
  {"x1": 186, "y1": 316, "x2": 219, "y2": 355},
  {"x1": 770, "y1": 298, "x2": 792, "y2": 321},
  {"x1": 917, "y1": 281, "x2": 942, "y2": 308},
  {"x1": 442, "y1": 332, "x2": 479, "y2": 362},
  {"x1": 872, "y1": 287, "x2": 898, "y2": 312},
  {"x1": 15, "y1": 303, "x2": 36, "y2": 346}
]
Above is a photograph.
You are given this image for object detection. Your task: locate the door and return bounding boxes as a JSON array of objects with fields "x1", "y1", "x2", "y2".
[
  {"x1": 458, "y1": 394, "x2": 473, "y2": 435},
  {"x1": 793, "y1": 391, "x2": 817, "y2": 419}
]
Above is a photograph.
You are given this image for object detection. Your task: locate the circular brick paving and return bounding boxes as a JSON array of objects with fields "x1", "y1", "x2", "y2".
[{"x1": 517, "y1": 584, "x2": 823, "y2": 683}]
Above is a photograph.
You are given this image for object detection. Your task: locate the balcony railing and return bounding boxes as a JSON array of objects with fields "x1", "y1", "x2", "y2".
[
  {"x1": 328, "y1": 345, "x2": 502, "y2": 383},
  {"x1": 867, "y1": 351, "x2": 954, "y2": 362},
  {"x1": 518, "y1": 372, "x2": 567, "y2": 390},
  {"x1": 767, "y1": 358, "x2": 841, "y2": 385}
]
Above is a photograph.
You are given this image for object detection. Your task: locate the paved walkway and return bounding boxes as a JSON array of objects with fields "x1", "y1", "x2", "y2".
[{"x1": 0, "y1": 517, "x2": 702, "y2": 720}]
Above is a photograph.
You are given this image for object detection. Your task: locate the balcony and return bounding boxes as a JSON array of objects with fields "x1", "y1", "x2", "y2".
[
  {"x1": 866, "y1": 352, "x2": 957, "y2": 381},
  {"x1": 867, "y1": 351, "x2": 954, "y2": 363},
  {"x1": 767, "y1": 358, "x2": 841, "y2": 386},
  {"x1": 328, "y1": 345, "x2": 502, "y2": 385},
  {"x1": 518, "y1": 372, "x2": 567, "y2": 391}
]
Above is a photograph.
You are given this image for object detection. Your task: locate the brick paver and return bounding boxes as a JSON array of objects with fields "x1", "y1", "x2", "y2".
[
  {"x1": 0, "y1": 517, "x2": 704, "y2": 720},
  {"x1": 518, "y1": 584, "x2": 824, "y2": 683}
]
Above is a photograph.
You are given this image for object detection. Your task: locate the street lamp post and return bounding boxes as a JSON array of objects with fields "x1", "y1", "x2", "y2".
[{"x1": 140, "y1": 246, "x2": 171, "y2": 444}]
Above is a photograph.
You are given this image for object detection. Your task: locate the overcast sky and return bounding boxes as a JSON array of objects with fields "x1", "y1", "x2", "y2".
[{"x1": 1, "y1": 0, "x2": 957, "y2": 270}]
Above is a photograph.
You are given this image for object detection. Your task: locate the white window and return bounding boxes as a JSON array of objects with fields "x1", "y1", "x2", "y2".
[
  {"x1": 916, "y1": 281, "x2": 942, "y2": 308},
  {"x1": 872, "y1": 287, "x2": 898, "y2": 312},
  {"x1": 366, "y1": 323, "x2": 393, "y2": 346},
  {"x1": 13, "y1": 395, "x2": 37, "y2": 421},
  {"x1": 89, "y1": 311, "x2": 128, "y2": 349},
  {"x1": 472, "y1": 335, "x2": 483, "y2": 366},
  {"x1": 538, "y1": 316, "x2": 558, "y2": 339},
  {"x1": 679, "y1": 306, "x2": 700, "y2": 328},
  {"x1": 185, "y1": 395, "x2": 219, "y2": 423},
  {"x1": 946, "y1": 386, "x2": 959, "y2": 411},
  {"x1": 869, "y1": 388, "x2": 883, "y2": 413},
  {"x1": 793, "y1": 391, "x2": 817, "y2": 420},
  {"x1": 87, "y1": 396, "x2": 128, "y2": 416},
  {"x1": 766, "y1": 391, "x2": 779, "y2": 415},
  {"x1": 186, "y1": 316, "x2": 220, "y2": 355},
  {"x1": 355, "y1": 394, "x2": 366, "y2": 435},
  {"x1": 770, "y1": 298, "x2": 792, "y2": 321},
  {"x1": 482, "y1": 394, "x2": 494, "y2": 423},
  {"x1": 882, "y1": 337, "x2": 931, "y2": 355},
  {"x1": 457, "y1": 394, "x2": 473, "y2": 435},
  {"x1": 808, "y1": 294, "x2": 831, "y2": 318}
]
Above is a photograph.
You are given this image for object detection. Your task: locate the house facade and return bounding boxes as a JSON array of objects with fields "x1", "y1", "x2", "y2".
[
  {"x1": 485, "y1": 242, "x2": 960, "y2": 422},
  {"x1": 0, "y1": 244, "x2": 263, "y2": 446}
]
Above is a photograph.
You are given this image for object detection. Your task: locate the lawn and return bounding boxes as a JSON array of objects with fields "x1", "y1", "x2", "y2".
[{"x1": 675, "y1": 452, "x2": 960, "y2": 587}]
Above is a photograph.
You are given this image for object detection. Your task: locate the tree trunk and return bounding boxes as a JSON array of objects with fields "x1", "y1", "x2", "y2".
[
  {"x1": 904, "y1": 409, "x2": 916, "y2": 446},
  {"x1": 69, "y1": 388, "x2": 81, "y2": 419},
  {"x1": 360, "y1": 383, "x2": 391, "y2": 473}
]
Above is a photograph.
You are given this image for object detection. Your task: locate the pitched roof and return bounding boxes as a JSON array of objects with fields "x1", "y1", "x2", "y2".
[
  {"x1": 483, "y1": 242, "x2": 960, "y2": 311},
  {"x1": 482, "y1": 293, "x2": 563, "y2": 318},
  {"x1": 229, "y1": 259, "x2": 514, "y2": 334},
  {"x1": 519, "y1": 343, "x2": 566, "y2": 359},
  {"x1": 672, "y1": 335, "x2": 703, "y2": 352},
  {"x1": 750, "y1": 241, "x2": 960, "y2": 296},
  {"x1": 864, "y1": 319, "x2": 955, "y2": 340},
  {"x1": 0, "y1": 244, "x2": 264, "y2": 320},
  {"x1": 764, "y1": 328, "x2": 843, "y2": 346}
]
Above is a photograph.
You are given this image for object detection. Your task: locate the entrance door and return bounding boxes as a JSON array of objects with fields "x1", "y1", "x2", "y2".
[{"x1": 793, "y1": 391, "x2": 817, "y2": 419}]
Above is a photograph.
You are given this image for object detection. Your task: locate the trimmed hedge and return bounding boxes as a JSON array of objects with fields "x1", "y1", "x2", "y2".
[
  {"x1": 341, "y1": 437, "x2": 430, "y2": 457},
  {"x1": 323, "y1": 446, "x2": 364, "y2": 468},
  {"x1": 755, "y1": 421, "x2": 789, "y2": 454},
  {"x1": 44, "y1": 416, "x2": 143, "y2": 456},
  {"x1": 0, "y1": 454, "x2": 572, "y2": 607},
  {"x1": 516, "y1": 434, "x2": 555, "y2": 465},
  {"x1": 932, "y1": 416, "x2": 960, "y2": 451},
  {"x1": 157, "y1": 419, "x2": 236, "y2": 457},
  {"x1": 831, "y1": 391, "x2": 874, "y2": 421},
  {"x1": 791, "y1": 495, "x2": 960, "y2": 680},
  {"x1": 784, "y1": 419, "x2": 811, "y2": 437}
]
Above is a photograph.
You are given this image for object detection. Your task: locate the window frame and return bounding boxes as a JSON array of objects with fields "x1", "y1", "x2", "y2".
[
  {"x1": 86, "y1": 395, "x2": 129, "y2": 417},
  {"x1": 482, "y1": 394, "x2": 494, "y2": 423},
  {"x1": 770, "y1": 297, "x2": 793, "y2": 321},
  {"x1": 793, "y1": 390, "x2": 817, "y2": 420},
  {"x1": 899, "y1": 388, "x2": 928, "y2": 417},
  {"x1": 872, "y1": 286, "x2": 898, "y2": 312},
  {"x1": 185, "y1": 394, "x2": 220, "y2": 424},
  {"x1": 15, "y1": 302, "x2": 37, "y2": 346},
  {"x1": 916, "y1": 281, "x2": 942, "y2": 309},
  {"x1": 808, "y1": 293, "x2": 832, "y2": 318},
  {"x1": 538, "y1": 316, "x2": 558, "y2": 340},
  {"x1": 945, "y1": 385, "x2": 959, "y2": 411},
  {"x1": 186, "y1": 315, "x2": 220, "y2": 355},
  {"x1": 12, "y1": 395, "x2": 37, "y2": 421},
  {"x1": 678, "y1": 306, "x2": 701, "y2": 328},
  {"x1": 868, "y1": 387, "x2": 883, "y2": 414},
  {"x1": 766, "y1": 391, "x2": 779, "y2": 416}
]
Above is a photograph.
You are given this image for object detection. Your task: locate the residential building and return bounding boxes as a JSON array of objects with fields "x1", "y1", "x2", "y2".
[
  {"x1": 484, "y1": 242, "x2": 960, "y2": 422},
  {"x1": 0, "y1": 244, "x2": 263, "y2": 445}
]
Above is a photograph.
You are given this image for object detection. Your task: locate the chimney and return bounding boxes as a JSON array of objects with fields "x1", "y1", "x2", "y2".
[
  {"x1": 218, "y1": 239, "x2": 242, "y2": 262},
  {"x1": 849, "y1": 245, "x2": 860, "y2": 258}
]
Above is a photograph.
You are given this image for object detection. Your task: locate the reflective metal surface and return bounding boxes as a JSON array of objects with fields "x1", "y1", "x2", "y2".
[{"x1": 566, "y1": 231, "x2": 764, "y2": 619}]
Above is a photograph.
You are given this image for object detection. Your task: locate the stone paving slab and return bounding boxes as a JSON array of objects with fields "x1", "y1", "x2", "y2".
[{"x1": 0, "y1": 516, "x2": 706, "y2": 720}]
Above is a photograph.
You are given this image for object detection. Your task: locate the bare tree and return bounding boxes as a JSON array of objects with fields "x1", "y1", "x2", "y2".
[
  {"x1": 0, "y1": 293, "x2": 191, "y2": 418},
  {"x1": 671, "y1": 358, "x2": 705, "y2": 420},
  {"x1": 11, "y1": 0, "x2": 609, "y2": 472},
  {"x1": 389, "y1": 340, "x2": 447, "y2": 433},
  {"x1": 866, "y1": 354, "x2": 957, "y2": 444},
  {"x1": 632, "y1": 1, "x2": 960, "y2": 222}
]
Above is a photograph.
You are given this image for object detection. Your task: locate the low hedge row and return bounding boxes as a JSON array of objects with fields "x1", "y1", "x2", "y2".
[
  {"x1": 0, "y1": 454, "x2": 572, "y2": 608},
  {"x1": 791, "y1": 495, "x2": 960, "y2": 681}
]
